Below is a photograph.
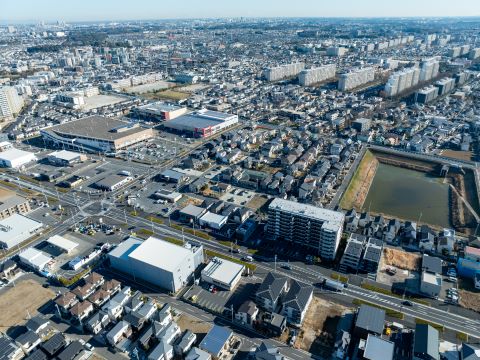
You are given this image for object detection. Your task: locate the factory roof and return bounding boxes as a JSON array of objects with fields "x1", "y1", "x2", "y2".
[
  {"x1": 0, "y1": 148, "x2": 36, "y2": 161},
  {"x1": 128, "y1": 236, "x2": 194, "y2": 272},
  {"x1": 48, "y1": 150, "x2": 83, "y2": 161},
  {"x1": 19, "y1": 248, "x2": 51, "y2": 269},
  {"x1": 202, "y1": 257, "x2": 244, "y2": 286},
  {"x1": 137, "y1": 101, "x2": 185, "y2": 112},
  {"x1": 164, "y1": 109, "x2": 237, "y2": 131},
  {"x1": 0, "y1": 214, "x2": 43, "y2": 248},
  {"x1": 46, "y1": 116, "x2": 149, "y2": 141},
  {"x1": 269, "y1": 198, "x2": 344, "y2": 227},
  {"x1": 46, "y1": 235, "x2": 78, "y2": 253}
]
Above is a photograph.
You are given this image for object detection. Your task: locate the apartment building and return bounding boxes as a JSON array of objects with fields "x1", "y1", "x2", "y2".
[
  {"x1": 267, "y1": 198, "x2": 344, "y2": 260},
  {"x1": 0, "y1": 189, "x2": 31, "y2": 220}
]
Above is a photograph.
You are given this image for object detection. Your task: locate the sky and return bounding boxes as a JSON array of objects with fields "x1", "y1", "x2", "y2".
[{"x1": 2, "y1": 0, "x2": 480, "y2": 23}]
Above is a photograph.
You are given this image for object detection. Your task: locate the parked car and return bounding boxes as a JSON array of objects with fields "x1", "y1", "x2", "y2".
[{"x1": 402, "y1": 300, "x2": 414, "y2": 306}]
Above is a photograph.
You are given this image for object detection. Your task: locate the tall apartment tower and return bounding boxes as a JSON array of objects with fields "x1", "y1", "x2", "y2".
[
  {"x1": 298, "y1": 64, "x2": 336, "y2": 86},
  {"x1": 338, "y1": 67, "x2": 375, "y2": 91},
  {"x1": 0, "y1": 86, "x2": 24, "y2": 120},
  {"x1": 267, "y1": 198, "x2": 345, "y2": 260}
]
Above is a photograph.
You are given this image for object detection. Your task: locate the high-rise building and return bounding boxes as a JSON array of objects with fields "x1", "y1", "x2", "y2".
[
  {"x1": 419, "y1": 57, "x2": 440, "y2": 82},
  {"x1": 468, "y1": 48, "x2": 480, "y2": 60},
  {"x1": 267, "y1": 198, "x2": 345, "y2": 260},
  {"x1": 384, "y1": 67, "x2": 420, "y2": 97},
  {"x1": 338, "y1": 67, "x2": 375, "y2": 91},
  {"x1": 0, "y1": 86, "x2": 24, "y2": 120},
  {"x1": 263, "y1": 63, "x2": 305, "y2": 82},
  {"x1": 415, "y1": 86, "x2": 439, "y2": 104},
  {"x1": 298, "y1": 64, "x2": 336, "y2": 86}
]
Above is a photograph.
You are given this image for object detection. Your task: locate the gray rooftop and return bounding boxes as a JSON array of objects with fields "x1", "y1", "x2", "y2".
[
  {"x1": 355, "y1": 305, "x2": 385, "y2": 335},
  {"x1": 414, "y1": 324, "x2": 439, "y2": 360}
]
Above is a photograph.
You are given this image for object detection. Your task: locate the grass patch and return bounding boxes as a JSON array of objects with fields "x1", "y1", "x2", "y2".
[
  {"x1": 130, "y1": 211, "x2": 138, "y2": 216},
  {"x1": 218, "y1": 240, "x2": 239, "y2": 249},
  {"x1": 415, "y1": 318, "x2": 444, "y2": 332},
  {"x1": 352, "y1": 299, "x2": 404, "y2": 319},
  {"x1": 331, "y1": 272, "x2": 349, "y2": 283},
  {"x1": 169, "y1": 223, "x2": 211, "y2": 240},
  {"x1": 205, "y1": 249, "x2": 256, "y2": 272},
  {"x1": 137, "y1": 228, "x2": 154, "y2": 237},
  {"x1": 456, "y1": 332, "x2": 469, "y2": 342},
  {"x1": 147, "y1": 216, "x2": 164, "y2": 225},
  {"x1": 56, "y1": 187, "x2": 69, "y2": 193},
  {"x1": 410, "y1": 298, "x2": 431, "y2": 306},
  {"x1": 163, "y1": 237, "x2": 184, "y2": 246},
  {"x1": 340, "y1": 149, "x2": 377, "y2": 210},
  {"x1": 247, "y1": 249, "x2": 259, "y2": 255},
  {"x1": 361, "y1": 283, "x2": 397, "y2": 296},
  {"x1": 0, "y1": 180, "x2": 17, "y2": 189}
]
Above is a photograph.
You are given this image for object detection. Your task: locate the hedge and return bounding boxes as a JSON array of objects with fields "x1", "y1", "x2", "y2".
[
  {"x1": 205, "y1": 249, "x2": 256, "y2": 272},
  {"x1": 352, "y1": 299, "x2": 404, "y2": 319}
]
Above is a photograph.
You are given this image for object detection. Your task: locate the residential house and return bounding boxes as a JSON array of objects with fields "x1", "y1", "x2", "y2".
[
  {"x1": 87, "y1": 289, "x2": 110, "y2": 308},
  {"x1": 254, "y1": 342, "x2": 285, "y2": 360},
  {"x1": 101, "y1": 279, "x2": 122, "y2": 295},
  {"x1": 0, "y1": 335, "x2": 24, "y2": 360},
  {"x1": 282, "y1": 280, "x2": 314, "y2": 327},
  {"x1": 255, "y1": 272, "x2": 288, "y2": 312},
  {"x1": 235, "y1": 301, "x2": 259, "y2": 326},
  {"x1": 70, "y1": 301, "x2": 94, "y2": 323},
  {"x1": 185, "y1": 347, "x2": 212, "y2": 360},
  {"x1": 25, "y1": 316, "x2": 49, "y2": 334},
  {"x1": 106, "y1": 321, "x2": 131, "y2": 346},
  {"x1": 174, "y1": 330, "x2": 197, "y2": 356},
  {"x1": 413, "y1": 324, "x2": 439, "y2": 360},
  {"x1": 15, "y1": 330, "x2": 41, "y2": 354},
  {"x1": 86, "y1": 310, "x2": 111, "y2": 334},
  {"x1": 54, "y1": 292, "x2": 78, "y2": 314},
  {"x1": 41, "y1": 333, "x2": 66, "y2": 358}
]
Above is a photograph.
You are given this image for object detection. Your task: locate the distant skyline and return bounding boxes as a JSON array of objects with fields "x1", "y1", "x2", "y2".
[{"x1": 2, "y1": 0, "x2": 480, "y2": 23}]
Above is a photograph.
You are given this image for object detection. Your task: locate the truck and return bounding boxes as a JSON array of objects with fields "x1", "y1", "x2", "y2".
[{"x1": 323, "y1": 279, "x2": 345, "y2": 292}]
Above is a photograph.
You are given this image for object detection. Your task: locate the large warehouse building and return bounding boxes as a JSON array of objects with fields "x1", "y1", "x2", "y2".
[
  {"x1": 133, "y1": 101, "x2": 188, "y2": 121},
  {"x1": 40, "y1": 116, "x2": 154, "y2": 153},
  {"x1": 163, "y1": 109, "x2": 238, "y2": 138},
  {"x1": 267, "y1": 198, "x2": 344, "y2": 260},
  {"x1": 108, "y1": 236, "x2": 204, "y2": 292},
  {"x1": 0, "y1": 214, "x2": 43, "y2": 249}
]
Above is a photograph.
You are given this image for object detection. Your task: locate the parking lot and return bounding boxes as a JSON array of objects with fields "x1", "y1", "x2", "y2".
[{"x1": 115, "y1": 132, "x2": 194, "y2": 164}]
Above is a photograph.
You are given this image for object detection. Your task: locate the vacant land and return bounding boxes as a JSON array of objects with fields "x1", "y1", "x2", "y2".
[
  {"x1": 143, "y1": 89, "x2": 190, "y2": 101},
  {"x1": 176, "y1": 313, "x2": 213, "y2": 335},
  {"x1": 296, "y1": 296, "x2": 350, "y2": 357},
  {"x1": 459, "y1": 289, "x2": 480, "y2": 313},
  {"x1": 0, "y1": 279, "x2": 55, "y2": 332},
  {"x1": 440, "y1": 149, "x2": 474, "y2": 162},
  {"x1": 383, "y1": 248, "x2": 421, "y2": 272},
  {"x1": 340, "y1": 150, "x2": 378, "y2": 210},
  {"x1": 246, "y1": 195, "x2": 269, "y2": 211}
]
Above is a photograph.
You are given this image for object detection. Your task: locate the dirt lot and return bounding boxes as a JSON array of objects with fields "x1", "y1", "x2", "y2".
[
  {"x1": 246, "y1": 195, "x2": 269, "y2": 211},
  {"x1": 176, "y1": 313, "x2": 213, "y2": 335},
  {"x1": 440, "y1": 149, "x2": 474, "y2": 162},
  {"x1": 459, "y1": 289, "x2": 480, "y2": 313},
  {"x1": 0, "y1": 279, "x2": 55, "y2": 332},
  {"x1": 296, "y1": 296, "x2": 351, "y2": 357},
  {"x1": 383, "y1": 248, "x2": 421, "y2": 272}
]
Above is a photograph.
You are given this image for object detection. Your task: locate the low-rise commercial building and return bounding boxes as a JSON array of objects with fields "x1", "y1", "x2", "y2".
[
  {"x1": 0, "y1": 214, "x2": 43, "y2": 249},
  {"x1": 0, "y1": 148, "x2": 36, "y2": 168},
  {"x1": 0, "y1": 189, "x2": 31, "y2": 220},
  {"x1": 201, "y1": 257, "x2": 244, "y2": 290}
]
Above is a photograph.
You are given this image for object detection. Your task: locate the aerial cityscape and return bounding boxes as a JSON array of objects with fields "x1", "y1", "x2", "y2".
[{"x1": 1, "y1": 1, "x2": 480, "y2": 360}]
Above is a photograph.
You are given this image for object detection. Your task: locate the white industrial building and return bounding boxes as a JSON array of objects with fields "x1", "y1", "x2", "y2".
[
  {"x1": 338, "y1": 67, "x2": 375, "y2": 91},
  {"x1": 298, "y1": 64, "x2": 336, "y2": 86},
  {"x1": 19, "y1": 247, "x2": 52, "y2": 271},
  {"x1": 46, "y1": 235, "x2": 78, "y2": 254},
  {"x1": 199, "y1": 212, "x2": 228, "y2": 230},
  {"x1": 201, "y1": 257, "x2": 244, "y2": 291},
  {"x1": 47, "y1": 150, "x2": 87, "y2": 166},
  {"x1": 134, "y1": 102, "x2": 188, "y2": 121},
  {"x1": 108, "y1": 236, "x2": 204, "y2": 292},
  {"x1": 0, "y1": 148, "x2": 37, "y2": 168},
  {"x1": 0, "y1": 214, "x2": 43, "y2": 249}
]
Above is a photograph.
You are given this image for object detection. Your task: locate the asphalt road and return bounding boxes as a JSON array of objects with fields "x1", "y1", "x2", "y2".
[{"x1": 108, "y1": 208, "x2": 480, "y2": 339}]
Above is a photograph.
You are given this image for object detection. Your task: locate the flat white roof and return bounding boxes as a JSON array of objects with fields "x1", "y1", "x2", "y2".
[
  {"x1": 128, "y1": 236, "x2": 193, "y2": 272},
  {"x1": 0, "y1": 214, "x2": 43, "y2": 248},
  {"x1": 422, "y1": 271, "x2": 442, "y2": 286},
  {"x1": 46, "y1": 235, "x2": 78, "y2": 252},
  {"x1": 48, "y1": 150, "x2": 83, "y2": 161},
  {"x1": 0, "y1": 148, "x2": 36, "y2": 161},
  {"x1": 200, "y1": 212, "x2": 228, "y2": 225},
  {"x1": 269, "y1": 198, "x2": 344, "y2": 227},
  {"x1": 19, "y1": 247, "x2": 51, "y2": 268},
  {"x1": 202, "y1": 257, "x2": 244, "y2": 286}
]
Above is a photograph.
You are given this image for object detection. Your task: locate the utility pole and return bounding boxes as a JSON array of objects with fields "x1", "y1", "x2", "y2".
[{"x1": 274, "y1": 254, "x2": 277, "y2": 272}]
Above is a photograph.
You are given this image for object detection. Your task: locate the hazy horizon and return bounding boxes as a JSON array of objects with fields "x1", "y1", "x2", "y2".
[{"x1": 2, "y1": 0, "x2": 480, "y2": 23}]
